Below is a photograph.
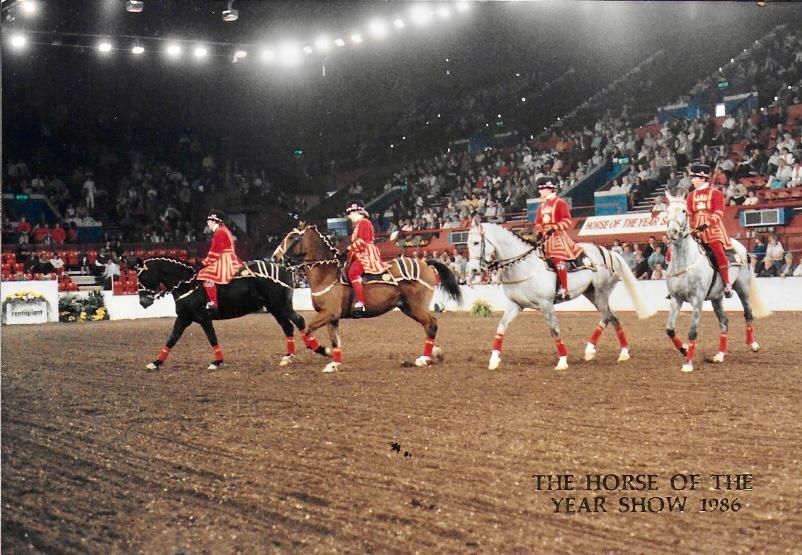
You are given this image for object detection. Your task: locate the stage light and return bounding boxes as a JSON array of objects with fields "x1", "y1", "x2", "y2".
[
  {"x1": 521, "y1": 97, "x2": 526, "y2": 102},
  {"x1": 132, "y1": 45, "x2": 145, "y2": 55},
  {"x1": 393, "y1": 18, "x2": 406, "y2": 29},
  {"x1": 334, "y1": 38, "x2": 346, "y2": 47},
  {"x1": 98, "y1": 41, "x2": 113, "y2": 53},
  {"x1": 234, "y1": 49, "x2": 247, "y2": 59},
  {"x1": 410, "y1": 5, "x2": 433, "y2": 26},
  {"x1": 456, "y1": 2, "x2": 470, "y2": 13},
  {"x1": 369, "y1": 19, "x2": 388, "y2": 39},
  {"x1": 10, "y1": 34, "x2": 28, "y2": 49},
  {"x1": 126, "y1": 0, "x2": 144, "y2": 13},
  {"x1": 351, "y1": 33, "x2": 363, "y2": 44},
  {"x1": 260, "y1": 48, "x2": 275, "y2": 62},
  {"x1": 437, "y1": 7, "x2": 451, "y2": 19},
  {"x1": 19, "y1": 0, "x2": 39, "y2": 16},
  {"x1": 193, "y1": 45, "x2": 208, "y2": 59},
  {"x1": 303, "y1": 45, "x2": 314, "y2": 55},
  {"x1": 279, "y1": 42, "x2": 302, "y2": 66},
  {"x1": 222, "y1": 0, "x2": 238, "y2": 22},
  {"x1": 314, "y1": 36, "x2": 331, "y2": 52},
  {"x1": 166, "y1": 43, "x2": 182, "y2": 58}
]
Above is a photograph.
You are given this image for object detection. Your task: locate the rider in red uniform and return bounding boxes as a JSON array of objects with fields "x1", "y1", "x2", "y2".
[
  {"x1": 197, "y1": 210, "x2": 245, "y2": 313},
  {"x1": 534, "y1": 177, "x2": 582, "y2": 300},
  {"x1": 346, "y1": 200, "x2": 385, "y2": 314},
  {"x1": 686, "y1": 164, "x2": 734, "y2": 298}
]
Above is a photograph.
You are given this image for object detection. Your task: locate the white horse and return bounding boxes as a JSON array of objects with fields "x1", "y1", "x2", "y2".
[
  {"x1": 664, "y1": 191, "x2": 769, "y2": 372},
  {"x1": 467, "y1": 221, "x2": 656, "y2": 370}
]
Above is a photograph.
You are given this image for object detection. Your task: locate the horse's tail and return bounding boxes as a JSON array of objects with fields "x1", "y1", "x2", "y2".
[
  {"x1": 426, "y1": 259, "x2": 463, "y2": 305},
  {"x1": 748, "y1": 262, "x2": 772, "y2": 319},
  {"x1": 611, "y1": 251, "x2": 657, "y2": 320}
]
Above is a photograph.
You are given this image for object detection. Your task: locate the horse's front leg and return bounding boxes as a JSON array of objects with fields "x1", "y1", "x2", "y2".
[
  {"x1": 199, "y1": 318, "x2": 225, "y2": 370},
  {"x1": 540, "y1": 300, "x2": 568, "y2": 370},
  {"x1": 665, "y1": 296, "x2": 687, "y2": 357},
  {"x1": 682, "y1": 299, "x2": 704, "y2": 373},
  {"x1": 302, "y1": 311, "x2": 338, "y2": 371},
  {"x1": 325, "y1": 320, "x2": 343, "y2": 373},
  {"x1": 709, "y1": 297, "x2": 729, "y2": 363},
  {"x1": 146, "y1": 317, "x2": 190, "y2": 370},
  {"x1": 489, "y1": 300, "x2": 521, "y2": 370}
]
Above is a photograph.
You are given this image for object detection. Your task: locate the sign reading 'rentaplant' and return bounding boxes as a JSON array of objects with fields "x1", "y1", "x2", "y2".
[{"x1": 579, "y1": 212, "x2": 668, "y2": 236}]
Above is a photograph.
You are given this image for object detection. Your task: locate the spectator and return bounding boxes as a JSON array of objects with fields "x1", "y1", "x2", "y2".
[
  {"x1": 751, "y1": 237, "x2": 766, "y2": 263},
  {"x1": 50, "y1": 222, "x2": 66, "y2": 245},
  {"x1": 744, "y1": 191, "x2": 759, "y2": 205},
  {"x1": 758, "y1": 256, "x2": 778, "y2": 277},
  {"x1": 729, "y1": 180, "x2": 748, "y2": 205},
  {"x1": 102, "y1": 256, "x2": 121, "y2": 290},
  {"x1": 31, "y1": 222, "x2": 50, "y2": 244},
  {"x1": 66, "y1": 222, "x2": 79, "y2": 243},
  {"x1": 770, "y1": 158, "x2": 793, "y2": 188},
  {"x1": 16, "y1": 215, "x2": 31, "y2": 236},
  {"x1": 634, "y1": 251, "x2": 650, "y2": 280},
  {"x1": 778, "y1": 252, "x2": 797, "y2": 277},
  {"x1": 611, "y1": 239, "x2": 624, "y2": 256},
  {"x1": 647, "y1": 245, "x2": 666, "y2": 271},
  {"x1": 651, "y1": 262, "x2": 665, "y2": 280},
  {"x1": 622, "y1": 244, "x2": 636, "y2": 271},
  {"x1": 82, "y1": 173, "x2": 97, "y2": 211},
  {"x1": 765, "y1": 235, "x2": 785, "y2": 271},
  {"x1": 49, "y1": 252, "x2": 65, "y2": 271}
]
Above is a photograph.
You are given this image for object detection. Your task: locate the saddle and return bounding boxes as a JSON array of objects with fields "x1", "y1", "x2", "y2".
[
  {"x1": 338, "y1": 270, "x2": 396, "y2": 286},
  {"x1": 539, "y1": 249, "x2": 598, "y2": 273},
  {"x1": 339, "y1": 256, "x2": 423, "y2": 287}
]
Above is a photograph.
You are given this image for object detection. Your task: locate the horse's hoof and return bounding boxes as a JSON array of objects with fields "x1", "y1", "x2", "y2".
[
  {"x1": 488, "y1": 350, "x2": 501, "y2": 370},
  {"x1": 584, "y1": 344, "x2": 596, "y2": 362},
  {"x1": 414, "y1": 356, "x2": 432, "y2": 367},
  {"x1": 432, "y1": 346, "x2": 444, "y2": 362},
  {"x1": 145, "y1": 361, "x2": 160, "y2": 371},
  {"x1": 750, "y1": 342, "x2": 760, "y2": 353},
  {"x1": 711, "y1": 352, "x2": 725, "y2": 363},
  {"x1": 322, "y1": 362, "x2": 340, "y2": 373},
  {"x1": 279, "y1": 354, "x2": 295, "y2": 367},
  {"x1": 681, "y1": 363, "x2": 694, "y2": 373},
  {"x1": 679, "y1": 343, "x2": 688, "y2": 357},
  {"x1": 208, "y1": 360, "x2": 224, "y2": 371},
  {"x1": 617, "y1": 348, "x2": 630, "y2": 362},
  {"x1": 554, "y1": 356, "x2": 569, "y2": 371},
  {"x1": 324, "y1": 347, "x2": 332, "y2": 357}
]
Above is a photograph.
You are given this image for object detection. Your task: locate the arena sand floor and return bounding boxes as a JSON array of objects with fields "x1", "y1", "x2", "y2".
[{"x1": 2, "y1": 311, "x2": 801, "y2": 553}]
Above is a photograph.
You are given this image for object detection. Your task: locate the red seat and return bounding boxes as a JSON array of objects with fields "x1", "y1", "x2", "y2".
[{"x1": 14, "y1": 263, "x2": 24, "y2": 272}]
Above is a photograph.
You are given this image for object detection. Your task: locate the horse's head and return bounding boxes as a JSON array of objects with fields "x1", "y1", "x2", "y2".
[
  {"x1": 272, "y1": 228, "x2": 305, "y2": 264},
  {"x1": 273, "y1": 225, "x2": 340, "y2": 265},
  {"x1": 137, "y1": 258, "x2": 195, "y2": 308},
  {"x1": 665, "y1": 190, "x2": 689, "y2": 243},
  {"x1": 466, "y1": 216, "x2": 495, "y2": 279}
]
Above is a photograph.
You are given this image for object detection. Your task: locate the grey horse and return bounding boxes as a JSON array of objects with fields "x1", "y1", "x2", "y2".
[{"x1": 664, "y1": 191, "x2": 770, "y2": 372}]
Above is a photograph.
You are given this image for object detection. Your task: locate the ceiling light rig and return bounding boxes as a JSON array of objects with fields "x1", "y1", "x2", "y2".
[
  {"x1": 126, "y1": 0, "x2": 144, "y2": 14},
  {"x1": 222, "y1": 0, "x2": 238, "y2": 22}
]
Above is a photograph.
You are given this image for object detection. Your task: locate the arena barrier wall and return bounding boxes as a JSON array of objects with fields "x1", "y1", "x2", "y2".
[
  {"x1": 94, "y1": 278, "x2": 802, "y2": 321},
  {"x1": 1, "y1": 280, "x2": 59, "y2": 324}
]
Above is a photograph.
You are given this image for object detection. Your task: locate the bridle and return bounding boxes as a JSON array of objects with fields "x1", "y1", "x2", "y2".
[
  {"x1": 470, "y1": 224, "x2": 536, "y2": 273},
  {"x1": 666, "y1": 197, "x2": 690, "y2": 242},
  {"x1": 275, "y1": 226, "x2": 342, "y2": 270}
]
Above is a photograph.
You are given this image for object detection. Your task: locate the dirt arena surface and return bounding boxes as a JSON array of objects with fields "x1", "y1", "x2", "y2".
[{"x1": 2, "y1": 311, "x2": 801, "y2": 554}]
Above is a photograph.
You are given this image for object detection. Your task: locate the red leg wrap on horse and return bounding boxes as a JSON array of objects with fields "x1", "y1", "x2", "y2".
[
  {"x1": 710, "y1": 243, "x2": 730, "y2": 285},
  {"x1": 303, "y1": 333, "x2": 321, "y2": 351},
  {"x1": 204, "y1": 281, "x2": 218, "y2": 305},
  {"x1": 614, "y1": 324, "x2": 629, "y2": 348},
  {"x1": 554, "y1": 338, "x2": 568, "y2": 357},
  {"x1": 719, "y1": 333, "x2": 727, "y2": 353},
  {"x1": 286, "y1": 336, "x2": 296, "y2": 355},
  {"x1": 212, "y1": 345, "x2": 224, "y2": 362},
  {"x1": 157, "y1": 346, "x2": 171, "y2": 362},
  {"x1": 351, "y1": 279, "x2": 366, "y2": 304},
  {"x1": 332, "y1": 348, "x2": 343, "y2": 363},
  {"x1": 423, "y1": 338, "x2": 435, "y2": 358},
  {"x1": 589, "y1": 325, "x2": 604, "y2": 346},
  {"x1": 686, "y1": 340, "x2": 696, "y2": 362},
  {"x1": 746, "y1": 324, "x2": 754, "y2": 345},
  {"x1": 492, "y1": 333, "x2": 504, "y2": 351},
  {"x1": 671, "y1": 335, "x2": 684, "y2": 350}
]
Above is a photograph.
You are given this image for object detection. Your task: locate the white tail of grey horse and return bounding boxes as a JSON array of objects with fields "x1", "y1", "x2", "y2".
[
  {"x1": 749, "y1": 266, "x2": 772, "y2": 319},
  {"x1": 611, "y1": 251, "x2": 657, "y2": 320}
]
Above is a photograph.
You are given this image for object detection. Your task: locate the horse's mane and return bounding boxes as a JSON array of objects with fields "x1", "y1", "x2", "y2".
[
  {"x1": 305, "y1": 225, "x2": 341, "y2": 255},
  {"x1": 142, "y1": 256, "x2": 197, "y2": 273},
  {"x1": 482, "y1": 223, "x2": 535, "y2": 250}
]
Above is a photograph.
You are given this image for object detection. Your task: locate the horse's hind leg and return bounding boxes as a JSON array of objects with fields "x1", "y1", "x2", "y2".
[
  {"x1": 734, "y1": 274, "x2": 760, "y2": 352},
  {"x1": 710, "y1": 297, "x2": 729, "y2": 363},
  {"x1": 540, "y1": 300, "x2": 568, "y2": 370},
  {"x1": 401, "y1": 299, "x2": 439, "y2": 367},
  {"x1": 682, "y1": 299, "x2": 704, "y2": 373},
  {"x1": 584, "y1": 287, "x2": 630, "y2": 362},
  {"x1": 326, "y1": 320, "x2": 343, "y2": 371},
  {"x1": 489, "y1": 300, "x2": 521, "y2": 370},
  {"x1": 273, "y1": 310, "x2": 300, "y2": 367},
  {"x1": 199, "y1": 318, "x2": 225, "y2": 370},
  {"x1": 147, "y1": 317, "x2": 191, "y2": 370}
]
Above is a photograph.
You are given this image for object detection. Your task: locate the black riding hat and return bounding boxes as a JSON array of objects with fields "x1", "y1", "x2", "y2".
[
  {"x1": 688, "y1": 163, "x2": 711, "y2": 178},
  {"x1": 345, "y1": 199, "x2": 367, "y2": 214},
  {"x1": 207, "y1": 209, "x2": 226, "y2": 224},
  {"x1": 536, "y1": 176, "x2": 559, "y2": 191}
]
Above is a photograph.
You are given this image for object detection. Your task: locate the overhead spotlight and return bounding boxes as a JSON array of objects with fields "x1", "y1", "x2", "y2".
[
  {"x1": 19, "y1": 0, "x2": 39, "y2": 16},
  {"x1": 497, "y1": 114, "x2": 501, "y2": 118},
  {"x1": 437, "y1": 7, "x2": 451, "y2": 19},
  {"x1": 131, "y1": 44, "x2": 145, "y2": 55},
  {"x1": 278, "y1": 42, "x2": 302, "y2": 66},
  {"x1": 410, "y1": 5, "x2": 434, "y2": 26},
  {"x1": 222, "y1": 0, "x2": 238, "y2": 22},
  {"x1": 10, "y1": 33, "x2": 28, "y2": 49},
  {"x1": 369, "y1": 19, "x2": 388, "y2": 39},
  {"x1": 260, "y1": 48, "x2": 275, "y2": 62},
  {"x1": 193, "y1": 46, "x2": 208, "y2": 59},
  {"x1": 314, "y1": 37, "x2": 331, "y2": 52},
  {"x1": 334, "y1": 38, "x2": 346, "y2": 47},
  {"x1": 234, "y1": 49, "x2": 247, "y2": 59},
  {"x1": 351, "y1": 33, "x2": 363, "y2": 44},
  {"x1": 521, "y1": 97, "x2": 526, "y2": 102},
  {"x1": 303, "y1": 46, "x2": 314, "y2": 55},
  {"x1": 166, "y1": 43, "x2": 183, "y2": 58},
  {"x1": 393, "y1": 18, "x2": 406, "y2": 29},
  {"x1": 98, "y1": 40, "x2": 113, "y2": 53},
  {"x1": 126, "y1": 0, "x2": 144, "y2": 13},
  {"x1": 456, "y1": 2, "x2": 470, "y2": 13}
]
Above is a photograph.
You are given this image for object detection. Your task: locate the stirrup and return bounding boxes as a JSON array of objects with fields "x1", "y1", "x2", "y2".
[
  {"x1": 557, "y1": 288, "x2": 570, "y2": 300},
  {"x1": 723, "y1": 286, "x2": 733, "y2": 298},
  {"x1": 352, "y1": 301, "x2": 366, "y2": 315}
]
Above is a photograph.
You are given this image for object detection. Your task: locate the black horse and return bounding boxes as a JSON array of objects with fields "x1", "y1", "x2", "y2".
[{"x1": 137, "y1": 257, "x2": 306, "y2": 370}]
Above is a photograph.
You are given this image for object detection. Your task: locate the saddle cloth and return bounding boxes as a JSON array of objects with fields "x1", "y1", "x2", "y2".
[
  {"x1": 540, "y1": 247, "x2": 600, "y2": 273},
  {"x1": 339, "y1": 256, "x2": 423, "y2": 287}
]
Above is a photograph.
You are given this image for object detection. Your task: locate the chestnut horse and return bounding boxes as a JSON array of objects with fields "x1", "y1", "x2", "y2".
[{"x1": 273, "y1": 225, "x2": 462, "y2": 372}]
